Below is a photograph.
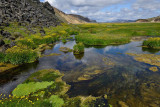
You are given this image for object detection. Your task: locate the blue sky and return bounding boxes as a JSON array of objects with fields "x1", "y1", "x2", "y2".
[{"x1": 40, "y1": 0, "x2": 160, "y2": 22}]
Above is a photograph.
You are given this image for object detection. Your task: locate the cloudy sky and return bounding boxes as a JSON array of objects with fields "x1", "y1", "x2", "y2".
[{"x1": 40, "y1": 0, "x2": 160, "y2": 22}]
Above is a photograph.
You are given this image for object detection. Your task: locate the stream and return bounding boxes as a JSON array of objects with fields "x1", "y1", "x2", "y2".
[{"x1": 0, "y1": 37, "x2": 160, "y2": 106}]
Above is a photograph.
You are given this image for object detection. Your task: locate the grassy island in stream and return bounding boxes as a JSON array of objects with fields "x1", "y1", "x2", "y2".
[
  {"x1": 143, "y1": 37, "x2": 160, "y2": 49},
  {"x1": 0, "y1": 69, "x2": 111, "y2": 107}
]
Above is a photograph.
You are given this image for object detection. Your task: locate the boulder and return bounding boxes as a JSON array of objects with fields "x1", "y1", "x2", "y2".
[{"x1": 0, "y1": 39, "x2": 5, "y2": 47}]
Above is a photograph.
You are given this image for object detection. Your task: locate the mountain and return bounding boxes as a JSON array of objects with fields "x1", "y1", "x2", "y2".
[
  {"x1": 111, "y1": 19, "x2": 136, "y2": 23},
  {"x1": 136, "y1": 16, "x2": 160, "y2": 22},
  {"x1": 0, "y1": 0, "x2": 61, "y2": 27},
  {"x1": 54, "y1": 7, "x2": 96, "y2": 24}
]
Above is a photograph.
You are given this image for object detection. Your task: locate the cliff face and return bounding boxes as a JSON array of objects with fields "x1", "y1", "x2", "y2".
[
  {"x1": 136, "y1": 16, "x2": 160, "y2": 23},
  {"x1": 0, "y1": 0, "x2": 61, "y2": 27},
  {"x1": 54, "y1": 7, "x2": 96, "y2": 24}
]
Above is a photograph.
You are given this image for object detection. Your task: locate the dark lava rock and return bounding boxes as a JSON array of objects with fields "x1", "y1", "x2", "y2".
[
  {"x1": 1, "y1": 44, "x2": 10, "y2": 52},
  {"x1": 1, "y1": 30, "x2": 11, "y2": 38},
  {"x1": 40, "y1": 29, "x2": 46, "y2": 36},
  {"x1": 0, "y1": 0, "x2": 61, "y2": 27},
  {"x1": 0, "y1": 39, "x2": 5, "y2": 47},
  {"x1": 10, "y1": 41, "x2": 16, "y2": 47}
]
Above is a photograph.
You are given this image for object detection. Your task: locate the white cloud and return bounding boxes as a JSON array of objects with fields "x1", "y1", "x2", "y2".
[{"x1": 44, "y1": 0, "x2": 160, "y2": 22}]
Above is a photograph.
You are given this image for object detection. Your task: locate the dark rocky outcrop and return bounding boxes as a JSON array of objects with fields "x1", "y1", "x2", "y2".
[{"x1": 0, "y1": 0, "x2": 61, "y2": 27}]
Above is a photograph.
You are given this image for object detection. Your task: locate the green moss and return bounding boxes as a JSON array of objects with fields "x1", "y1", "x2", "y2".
[
  {"x1": 12, "y1": 82, "x2": 54, "y2": 97},
  {"x1": 48, "y1": 95, "x2": 64, "y2": 107}
]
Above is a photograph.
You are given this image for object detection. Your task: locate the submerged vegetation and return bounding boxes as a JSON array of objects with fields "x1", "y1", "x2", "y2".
[
  {"x1": 0, "y1": 69, "x2": 111, "y2": 107},
  {"x1": 126, "y1": 53, "x2": 160, "y2": 72}
]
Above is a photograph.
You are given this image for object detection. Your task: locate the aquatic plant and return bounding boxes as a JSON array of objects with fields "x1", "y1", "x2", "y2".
[
  {"x1": 12, "y1": 82, "x2": 54, "y2": 97},
  {"x1": 73, "y1": 42, "x2": 85, "y2": 54},
  {"x1": 143, "y1": 37, "x2": 160, "y2": 49},
  {"x1": 48, "y1": 95, "x2": 64, "y2": 107}
]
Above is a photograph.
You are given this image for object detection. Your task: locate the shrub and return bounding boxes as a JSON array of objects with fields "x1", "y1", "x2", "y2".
[
  {"x1": 5, "y1": 46, "x2": 38, "y2": 64},
  {"x1": 73, "y1": 42, "x2": 85, "y2": 54},
  {"x1": 0, "y1": 52, "x2": 6, "y2": 62},
  {"x1": 17, "y1": 38, "x2": 36, "y2": 49}
]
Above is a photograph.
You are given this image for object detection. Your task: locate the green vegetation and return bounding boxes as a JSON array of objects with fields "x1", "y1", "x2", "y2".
[
  {"x1": 12, "y1": 82, "x2": 54, "y2": 97},
  {"x1": 73, "y1": 42, "x2": 85, "y2": 54},
  {"x1": 48, "y1": 95, "x2": 64, "y2": 107},
  {"x1": 76, "y1": 33, "x2": 130, "y2": 46},
  {"x1": 75, "y1": 23, "x2": 160, "y2": 46},
  {"x1": 0, "y1": 46, "x2": 38, "y2": 64},
  {"x1": 143, "y1": 37, "x2": 160, "y2": 49},
  {"x1": 0, "y1": 23, "x2": 79, "y2": 65}
]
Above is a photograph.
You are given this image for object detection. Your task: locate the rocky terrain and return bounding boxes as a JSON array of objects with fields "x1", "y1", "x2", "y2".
[
  {"x1": 0, "y1": 0, "x2": 61, "y2": 27},
  {"x1": 136, "y1": 16, "x2": 160, "y2": 22},
  {"x1": 54, "y1": 7, "x2": 96, "y2": 24}
]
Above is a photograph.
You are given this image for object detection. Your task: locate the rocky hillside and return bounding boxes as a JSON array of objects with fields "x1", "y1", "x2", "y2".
[
  {"x1": 54, "y1": 7, "x2": 96, "y2": 24},
  {"x1": 0, "y1": 0, "x2": 61, "y2": 27},
  {"x1": 136, "y1": 16, "x2": 160, "y2": 22}
]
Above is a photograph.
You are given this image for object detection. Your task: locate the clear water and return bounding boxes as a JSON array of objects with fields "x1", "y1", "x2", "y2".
[{"x1": 0, "y1": 37, "x2": 160, "y2": 106}]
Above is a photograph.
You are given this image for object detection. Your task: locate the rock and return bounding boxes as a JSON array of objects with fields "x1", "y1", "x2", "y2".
[
  {"x1": 1, "y1": 44, "x2": 10, "y2": 52},
  {"x1": 13, "y1": 32, "x2": 22, "y2": 38},
  {"x1": 59, "y1": 47, "x2": 73, "y2": 53},
  {"x1": 10, "y1": 41, "x2": 16, "y2": 47},
  {"x1": 1, "y1": 30, "x2": 11, "y2": 38},
  {"x1": 0, "y1": 39, "x2": 5, "y2": 47},
  {"x1": 0, "y1": 0, "x2": 61, "y2": 27},
  {"x1": 40, "y1": 29, "x2": 46, "y2": 36}
]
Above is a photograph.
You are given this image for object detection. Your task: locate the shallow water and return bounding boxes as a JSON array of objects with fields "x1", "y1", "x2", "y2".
[{"x1": 0, "y1": 37, "x2": 160, "y2": 106}]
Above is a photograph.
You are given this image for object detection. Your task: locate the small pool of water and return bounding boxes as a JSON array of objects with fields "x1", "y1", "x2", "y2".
[{"x1": 0, "y1": 37, "x2": 160, "y2": 106}]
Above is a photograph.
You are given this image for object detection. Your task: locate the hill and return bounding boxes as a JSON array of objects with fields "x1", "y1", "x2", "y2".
[
  {"x1": 136, "y1": 16, "x2": 160, "y2": 22},
  {"x1": 54, "y1": 7, "x2": 96, "y2": 24}
]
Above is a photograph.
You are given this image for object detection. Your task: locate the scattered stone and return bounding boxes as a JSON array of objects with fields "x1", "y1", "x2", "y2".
[
  {"x1": 0, "y1": 39, "x2": 5, "y2": 47},
  {"x1": 0, "y1": 0, "x2": 60, "y2": 27},
  {"x1": 10, "y1": 41, "x2": 16, "y2": 47},
  {"x1": 41, "y1": 53, "x2": 61, "y2": 57},
  {"x1": 59, "y1": 47, "x2": 73, "y2": 53},
  {"x1": 40, "y1": 29, "x2": 46, "y2": 36}
]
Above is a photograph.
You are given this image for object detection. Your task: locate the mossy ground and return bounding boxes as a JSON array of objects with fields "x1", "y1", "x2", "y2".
[{"x1": 75, "y1": 23, "x2": 160, "y2": 46}]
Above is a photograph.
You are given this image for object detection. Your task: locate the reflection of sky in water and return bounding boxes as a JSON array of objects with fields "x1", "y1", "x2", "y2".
[{"x1": 0, "y1": 39, "x2": 160, "y2": 103}]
